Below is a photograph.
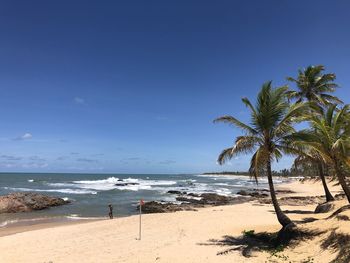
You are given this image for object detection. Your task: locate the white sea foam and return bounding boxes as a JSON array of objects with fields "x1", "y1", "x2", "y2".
[
  {"x1": 0, "y1": 218, "x2": 52, "y2": 228},
  {"x1": 115, "y1": 184, "x2": 152, "y2": 191},
  {"x1": 73, "y1": 177, "x2": 121, "y2": 185},
  {"x1": 214, "y1": 188, "x2": 232, "y2": 196},
  {"x1": 28, "y1": 179, "x2": 34, "y2": 182},
  {"x1": 3, "y1": 187, "x2": 97, "y2": 195},
  {"x1": 0, "y1": 221, "x2": 10, "y2": 227},
  {"x1": 179, "y1": 179, "x2": 197, "y2": 183},
  {"x1": 67, "y1": 177, "x2": 177, "y2": 192},
  {"x1": 66, "y1": 215, "x2": 105, "y2": 220}
]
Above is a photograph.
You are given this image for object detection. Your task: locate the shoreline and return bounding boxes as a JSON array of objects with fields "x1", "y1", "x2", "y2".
[
  {"x1": 0, "y1": 217, "x2": 102, "y2": 237},
  {"x1": 0, "y1": 177, "x2": 295, "y2": 238}
]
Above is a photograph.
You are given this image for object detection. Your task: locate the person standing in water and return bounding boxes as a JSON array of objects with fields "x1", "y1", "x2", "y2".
[{"x1": 108, "y1": 204, "x2": 113, "y2": 219}]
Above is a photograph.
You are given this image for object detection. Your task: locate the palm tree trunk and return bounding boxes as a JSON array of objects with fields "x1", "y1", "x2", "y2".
[
  {"x1": 266, "y1": 160, "x2": 294, "y2": 228},
  {"x1": 317, "y1": 162, "x2": 334, "y2": 202},
  {"x1": 334, "y1": 162, "x2": 350, "y2": 203}
]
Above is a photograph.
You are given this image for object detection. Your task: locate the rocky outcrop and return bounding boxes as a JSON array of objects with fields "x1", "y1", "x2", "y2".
[
  {"x1": 315, "y1": 202, "x2": 335, "y2": 213},
  {"x1": 143, "y1": 186, "x2": 297, "y2": 215},
  {"x1": 0, "y1": 192, "x2": 70, "y2": 213},
  {"x1": 167, "y1": 190, "x2": 186, "y2": 195},
  {"x1": 139, "y1": 193, "x2": 251, "y2": 214},
  {"x1": 237, "y1": 190, "x2": 268, "y2": 198},
  {"x1": 237, "y1": 188, "x2": 294, "y2": 198},
  {"x1": 137, "y1": 201, "x2": 188, "y2": 213}
]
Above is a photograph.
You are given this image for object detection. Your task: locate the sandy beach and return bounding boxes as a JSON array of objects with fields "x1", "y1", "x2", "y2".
[
  {"x1": 0, "y1": 178, "x2": 349, "y2": 263},
  {"x1": 2, "y1": 1, "x2": 350, "y2": 262}
]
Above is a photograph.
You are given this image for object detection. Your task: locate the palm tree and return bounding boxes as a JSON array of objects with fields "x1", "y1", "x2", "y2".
[
  {"x1": 214, "y1": 82, "x2": 307, "y2": 229},
  {"x1": 287, "y1": 65, "x2": 341, "y2": 201},
  {"x1": 286, "y1": 65, "x2": 342, "y2": 105},
  {"x1": 291, "y1": 105, "x2": 350, "y2": 203},
  {"x1": 293, "y1": 150, "x2": 334, "y2": 202}
]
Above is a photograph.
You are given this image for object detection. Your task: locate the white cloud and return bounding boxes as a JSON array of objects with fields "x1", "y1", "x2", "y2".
[
  {"x1": 74, "y1": 97, "x2": 85, "y2": 104},
  {"x1": 21, "y1": 133, "x2": 32, "y2": 139},
  {"x1": 14, "y1": 133, "x2": 33, "y2": 140}
]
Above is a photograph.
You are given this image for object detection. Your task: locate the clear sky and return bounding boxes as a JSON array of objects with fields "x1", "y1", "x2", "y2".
[{"x1": 0, "y1": 1, "x2": 349, "y2": 174}]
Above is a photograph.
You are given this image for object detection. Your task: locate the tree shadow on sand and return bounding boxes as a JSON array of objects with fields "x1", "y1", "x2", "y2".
[
  {"x1": 321, "y1": 230, "x2": 350, "y2": 263},
  {"x1": 267, "y1": 209, "x2": 315, "y2": 215},
  {"x1": 198, "y1": 228, "x2": 326, "y2": 258},
  {"x1": 295, "y1": 217, "x2": 319, "y2": 223},
  {"x1": 283, "y1": 209, "x2": 315, "y2": 215}
]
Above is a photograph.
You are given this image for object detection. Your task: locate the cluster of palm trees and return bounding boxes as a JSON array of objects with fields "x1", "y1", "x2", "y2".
[{"x1": 214, "y1": 65, "x2": 350, "y2": 230}]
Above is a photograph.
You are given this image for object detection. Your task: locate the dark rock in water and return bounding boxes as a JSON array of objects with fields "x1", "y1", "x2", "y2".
[
  {"x1": 176, "y1": 193, "x2": 236, "y2": 205},
  {"x1": 237, "y1": 190, "x2": 249, "y2": 196},
  {"x1": 315, "y1": 202, "x2": 335, "y2": 213},
  {"x1": 200, "y1": 193, "x2": 233, "y2": 205},
  {"x1": 167, "y1": 190, "x2": 186, "y2": 195},
  {"x1": 115, "y1": 182, "x2": 139, "y2": 186},
  {"x1": 249, "y1": 192, "x2": 269, "y2": 198},
  {"x1": 137, "y1": 201, "x2": 184, "y2": 213},
  {"x1": 139, "y1": 192, "x2": 251, "y2": 214},
  {"x1": 0, "y1": 192, "x2": 70, "y2": 213}
]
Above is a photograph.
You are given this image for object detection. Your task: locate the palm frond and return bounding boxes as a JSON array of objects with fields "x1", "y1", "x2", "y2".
[
  {"x1": 217, "y1": 147, "x2": 234, "y2": 165},
  {"x1": 213, "y1": 115, "x2": 258, "y2": 135}
]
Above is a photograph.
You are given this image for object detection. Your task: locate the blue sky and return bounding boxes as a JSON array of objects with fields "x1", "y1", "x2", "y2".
[{"x1": 0, "y1": 1, "x2": 349, "y2": 174}]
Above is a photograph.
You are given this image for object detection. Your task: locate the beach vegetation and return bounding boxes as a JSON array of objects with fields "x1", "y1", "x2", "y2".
[{"x1": 290, "y1": 104, "x2": 350, "y2": 203}]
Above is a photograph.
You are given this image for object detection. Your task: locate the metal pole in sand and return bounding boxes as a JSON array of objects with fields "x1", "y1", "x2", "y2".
[{"x1": 139, "y1": 199, "x2": 143, "y2": 240}]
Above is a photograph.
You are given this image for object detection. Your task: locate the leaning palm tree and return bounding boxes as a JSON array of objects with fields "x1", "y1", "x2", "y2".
[
  {"x1": 214, "y1": 82, "x2": 307, "y2": 229},
  {"x1": 291, "y1": 105, "x2": 350, "y2": 203},
  {"x1": 286, "y1": 65, "x2": 342, "y2": 105},
  {"x1": 287, "y1": 65, "x2": 341, "y2": 201}
]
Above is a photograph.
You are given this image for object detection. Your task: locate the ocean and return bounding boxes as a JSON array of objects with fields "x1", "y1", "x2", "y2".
[{"x1": 0, "y1": 173, "x2": 293, "y2": 227}]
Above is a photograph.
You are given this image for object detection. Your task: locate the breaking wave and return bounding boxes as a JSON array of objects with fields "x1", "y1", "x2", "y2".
[{"x1": 3, "y1": 187, "x2": 97, "y2": 195}]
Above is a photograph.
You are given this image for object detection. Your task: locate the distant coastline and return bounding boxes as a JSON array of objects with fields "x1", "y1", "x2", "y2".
[
  {"x1": 202, "y1": 171, "x2": 250, "y2": 176},
  {"x1": 202, "y1": 169, "x2": 306, "y2": 177}
]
